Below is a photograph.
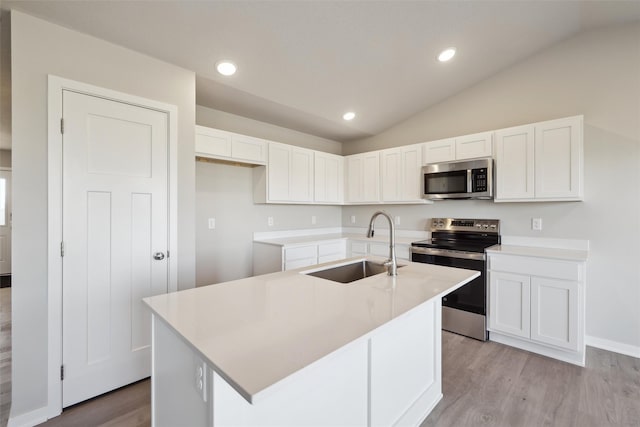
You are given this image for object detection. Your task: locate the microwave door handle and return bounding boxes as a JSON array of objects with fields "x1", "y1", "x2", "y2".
[{"x1": 467, "y1": 168, "x2": 473, "y2": 192}]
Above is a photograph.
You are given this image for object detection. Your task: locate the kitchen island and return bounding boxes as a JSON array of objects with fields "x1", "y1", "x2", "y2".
[{"x1": 143, "y1": 257, "x2": 479, "y2": 427}]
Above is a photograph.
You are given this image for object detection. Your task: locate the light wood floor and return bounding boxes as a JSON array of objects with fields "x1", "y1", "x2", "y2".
[{"x1": 2, "y1": 285, "x2": 639, "y2": 426}]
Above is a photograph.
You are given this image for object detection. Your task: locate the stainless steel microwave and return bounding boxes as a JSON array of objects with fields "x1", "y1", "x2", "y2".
[{"x1": 422, "y1": 157, "x2": 493, "y2": 200}]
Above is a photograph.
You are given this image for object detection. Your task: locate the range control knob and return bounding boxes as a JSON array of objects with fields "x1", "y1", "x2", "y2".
[
  {"x1": 482, "y1": 224, "x2": 489, "y2": 229},
  {"x1": 490, "y1": 224, "x2": 497, "y2": 229}
]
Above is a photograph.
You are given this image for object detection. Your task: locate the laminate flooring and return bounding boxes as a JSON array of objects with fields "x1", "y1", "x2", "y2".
[{"x1": 1, "y1": 284, "x2": 638, "y2": 427}]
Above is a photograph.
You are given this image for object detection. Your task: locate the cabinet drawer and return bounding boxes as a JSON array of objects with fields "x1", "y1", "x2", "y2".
[
  {"x1": 318, "y1": 253, "x2": 346, "y2": 264},
  {"x1": 489, "y1": 255, "x2": 581, "y2": 281},
  {"x1": 318, "y1": 241, "x2": 346, "y2": 257},
  {"x1": 350, "y1": 241, "x2": 368, "y2": 255},
  {"x1": 284, "y1": 245, "x2": 317, "y2": 262},
  {"x1": 369, "y1": 242, "x2": 388, "y2": 257},
  {"x1": 284, "y1": 257, "x2": 317, "y2": 271}
]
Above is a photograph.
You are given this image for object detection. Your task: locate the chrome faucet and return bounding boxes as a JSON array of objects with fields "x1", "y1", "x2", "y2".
[{"x1": 367, "y1": 211, "x2": 397, "y2": 276}]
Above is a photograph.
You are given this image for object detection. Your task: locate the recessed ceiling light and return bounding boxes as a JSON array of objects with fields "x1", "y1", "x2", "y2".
[
  {"x1": 343, "y1": 112, "x2": 356, "y2": 121},
  {"x1": 437, "y1": 48, "x2": 456, "y2": 62},
  {"x1": 216, "y1": 60, "x2": 237, "y2": 76}
]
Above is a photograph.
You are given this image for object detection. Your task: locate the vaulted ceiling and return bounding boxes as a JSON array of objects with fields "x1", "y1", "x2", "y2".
[{"x1": 4, "y1": 1, "x2": 640, "y2": 142}]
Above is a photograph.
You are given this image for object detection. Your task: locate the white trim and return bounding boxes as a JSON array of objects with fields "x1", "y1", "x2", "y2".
[
  {"x1": 0, "y1": 167, "x2": 12, "y2": 171},
  {"x1": 586, "y1": 335, "x2": 640, "y2": 359},
  {"x1": 490, "y1": 331, "x2": 585, "y2": 366},
  {"x1": 7, "y1": 405, "x2": 49, "y2": 427},
  {"x1": 46, "y1": 75, "x2": 179, "y2": 419}
]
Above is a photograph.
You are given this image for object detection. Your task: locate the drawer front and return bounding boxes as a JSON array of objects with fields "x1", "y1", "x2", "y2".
[
  {"x1": 350, "y1": 241, "x2": 368, "y2": 255},
  {"x1": 318, "y1": 253, "x2": 346, "y2": 264},
  {"x1": 489, "y1": 255, "x2": 582, "y2": 281},
  {"x1": 318, "y1": 241, "x2": 346, "y2": 257},
  {"x1": 284, "y1": 257, "x2": 317, "y2": 271},
  {"x1": 369, "y1": 242, "x2": 388, "y2": 257},
  {"x1": 285, "y1": 245, "x2": 317, "y2": 262}
]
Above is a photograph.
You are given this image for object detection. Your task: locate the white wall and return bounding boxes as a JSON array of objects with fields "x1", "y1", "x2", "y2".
[
  {"x1": 343, "y1": 23, "x2": 640, "y2": 351},
  {"x1": 10, "y1": 10, "x2": 196, "y2": 421},
  {"x1": 195, "y1": 106, "x2": 342, "y2": 286}
]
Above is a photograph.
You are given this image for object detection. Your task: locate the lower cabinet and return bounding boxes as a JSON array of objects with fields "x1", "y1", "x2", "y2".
[
  {"x1": 349, "y1": 239, "x2": 411, "y2": 261},
  {"x1": 487, "y1": 253, "x2": 585, "y2": 366}
]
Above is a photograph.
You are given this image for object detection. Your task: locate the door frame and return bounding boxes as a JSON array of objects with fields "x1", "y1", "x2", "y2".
[{"x1": 46, "y1": 75, "x2": 178, "y2": 418}]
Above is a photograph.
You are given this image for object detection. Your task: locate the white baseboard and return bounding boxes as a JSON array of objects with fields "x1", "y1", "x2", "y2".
[
  {"x1": 586, "y1": 335, "x2": 640, "y2": 359},
  {"x1": 7, "y1": 406, "x2": 49, "y2": 427}
]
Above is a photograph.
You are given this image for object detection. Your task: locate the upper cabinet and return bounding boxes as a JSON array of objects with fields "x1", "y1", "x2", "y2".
[
  {"x1": 380, "y1": 144, "x2": 424, "y2": 202},
  {"x1": 255, "y1": 142, "x2": 314, "y2": 204},
  {"x1": 314, "y1": 152, "x2": 344, "y2": 204},
  {"x1": 195, "y1": 126, "x2": 266, "y2": 165},
  {"x1": 345, "y1": 152, "x2": 380, "y2": 203},
  {"x1": 495, "y1": 116, "x2": 583, "y2": 202},
  {"x1": 422, "y1": 131, "x2": 492, "y2": 164}
]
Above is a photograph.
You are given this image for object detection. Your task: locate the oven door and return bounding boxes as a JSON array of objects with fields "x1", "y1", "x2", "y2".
[{"x1": 411, "y1": 247, "x2": 485, "y2": 315}]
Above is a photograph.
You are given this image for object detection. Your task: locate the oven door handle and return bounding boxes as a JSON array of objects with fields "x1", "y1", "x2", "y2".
[{"x1": 410, "y1": 246, "x2": 486, "y2": 261}]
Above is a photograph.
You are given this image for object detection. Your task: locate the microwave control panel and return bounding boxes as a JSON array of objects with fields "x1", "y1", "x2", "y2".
[{"x1": 471, "y1": 168, "x2": 488, "y2": 192}]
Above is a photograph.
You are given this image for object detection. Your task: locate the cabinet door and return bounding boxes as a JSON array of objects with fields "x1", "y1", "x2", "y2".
[
  {"x1": 290, "y1": 147, "x2": 314, "y2": 202},
  {"x1": 489, "y1": 271, "x2": 530, "y2": 338},
  {"x1": 422, "y1": 138, "x2": 455, "y2": 164},
  {"x1": 232, "y1": 134, "x2": 266, "y2": 163},
  {"x1": 534, "y1": 116, "x2": 583, "y2": 200},
  {"x1": 401, "y1": 144, "x2": 422, "y2": 201},
  {"x1": 455, "y1": 131, "x2": 493, "y2": 160},
  {"x1": 267, "y1": 143, "x2": 291, "y2": 201},
  {"x1": 530, "y1": 277, "x2": 579, "y2": 351},
  {"x1": 195, "y1": 126, "x2": 232, "y2": 158},
  {"x1": 345, "y1": 155, "x2": 363, "y2": 203},
  {"x1": 494, "y1": 124, "x2": 535, "y2": 200},
  {"x1": 362, "y1": 152, "x2": 380, "y2": 202},
  {"x1": 314, "y1": 152, "x2": 343, "y2": 203},
  {"x1": 380, "y1": 149, "x2": 402, "y2": 202}
]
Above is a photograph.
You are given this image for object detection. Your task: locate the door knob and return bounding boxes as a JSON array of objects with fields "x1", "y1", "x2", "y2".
[{"x1": 153, "y1": 252, "x2": 165, "y2": 261}]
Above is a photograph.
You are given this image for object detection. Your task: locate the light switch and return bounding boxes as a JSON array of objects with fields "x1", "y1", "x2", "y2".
[
  {"x1": 311, "y1": 215, "x2": 317, "y2": 225},
  {"x1": 350, "y1": 215, "x2": 356, "y2": 224},
  {"x1": 208, "y1": 218, "x2": 216, "y2": 229}
]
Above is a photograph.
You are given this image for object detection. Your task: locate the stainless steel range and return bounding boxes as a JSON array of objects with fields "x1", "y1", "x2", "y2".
[{"x1": 410, "y1": 218, "x2": 500, "y2": 341}]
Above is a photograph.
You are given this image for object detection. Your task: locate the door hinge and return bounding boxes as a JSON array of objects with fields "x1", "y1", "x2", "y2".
[
  {"x1": 60, "y1": 365, "x2": 65, "y2": 381},
  {"x1": 60, "y1": 118, "x2": 64, "y2": 134},
  {"x1": 60, "y1": 241, "x2": 65, "y2": 257}
]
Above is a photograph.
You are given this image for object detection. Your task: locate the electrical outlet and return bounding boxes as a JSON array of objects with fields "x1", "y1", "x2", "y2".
[
  {"x1": 350, "y1": 215, "x2": 356, "y2": 224},
  {"x1": 208, "y1": 218, "x2": 216, "y2": 229},
  {"x1": 195, "y1": 359, "x2": 207, "y2": 402},
  {"x1": 267, "y1": 216, "x2": 274, "y2": 227},
  {"x1": 532, "y1": 218, "x2": 542, "y2": 231},
  {"x1": 395, "y1": 216, "x2": 401, "y2": 225},
  {"x1": 311, "y1": 215, "x2": 317, "y2": 225}
]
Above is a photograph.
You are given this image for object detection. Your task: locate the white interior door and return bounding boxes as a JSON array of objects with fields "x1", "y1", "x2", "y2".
[
  {"x1": 62, "y1": 90, "x2": 169, "y2": 407},
  {"x1": 0, "y1": 170, "x2": 11, "y2": 275}
]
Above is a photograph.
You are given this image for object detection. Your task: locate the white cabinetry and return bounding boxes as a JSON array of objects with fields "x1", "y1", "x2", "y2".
[
  {"x1": 422, "y1": 131, "x2": 492, "y2": 164},
  {"x1": 348, "y1": 239, "x2": 411, "y2": 261},
  {"x1": 195, "y1": 125, "x2": 266, "y2": 164},
  {"x1": 380, "y1": 144, "x2": 424, "y2": 203},
  {"x1": 345, "y1": 152, "x2": 380, "y2": 203},
  {"x1": 253, "y1": 239, "x2": 347, "y2": 274},
  {"x1": 488, "y1": 251, "x2": 585, "y2": 365},
  {"x1": 255, "y1": 142, "x2": 314, "y2": 203},
  {"x1": 495, "y1": 116, "x2": 583, "y2": 202},
  {"x1": 314, "y1": 152, "x2": 344, "y2": 204}
]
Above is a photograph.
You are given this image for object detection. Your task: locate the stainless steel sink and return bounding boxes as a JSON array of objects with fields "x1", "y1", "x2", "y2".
[{"x1": 304, "y1": 260, "x2": 402, "y2": 284}]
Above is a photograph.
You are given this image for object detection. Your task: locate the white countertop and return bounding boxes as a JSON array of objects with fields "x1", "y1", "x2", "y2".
[
  {"x1": 143, "y1": 256, "x2": 478, "y2": 403},
  {"x1": 486, "y1": 244, "x2": 588, "y2": 261}
]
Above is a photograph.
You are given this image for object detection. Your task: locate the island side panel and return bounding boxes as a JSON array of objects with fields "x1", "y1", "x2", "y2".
[
  {"x1": 212, "y1": 339, "x2": 369, "y2": 426},
  {"x1": 152, "y1": 315, "x2": 212, "y2": 427},
  {"x1": 370, "y1": 299, "x2": 442, "y2": 426}
]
